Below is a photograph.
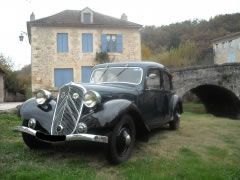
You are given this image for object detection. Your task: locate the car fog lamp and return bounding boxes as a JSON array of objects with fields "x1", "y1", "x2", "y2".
[
  {"x1": 36, "y1": 89, "x2": 52, "y2": 105},
  {"x1": 28, "y1": 118, "x2": 36, "y2": 129},
  {"x1": 77, "y1": 122, "x2": 87, "y2": 133},
  {"x1": 83, "y1": 91, "x2": 101, "y2": 108}
]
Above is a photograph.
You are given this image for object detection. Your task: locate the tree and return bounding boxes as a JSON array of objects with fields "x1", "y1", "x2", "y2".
[
  {"x1": 0, "y1": 54, "x2": 31, "y2": 97},
  {"x1": 141, "y1": 44, "x2": 152, "y2": 59},
  {"x1": 141, "y1": 13, "x2": 240, "y2": 67}
]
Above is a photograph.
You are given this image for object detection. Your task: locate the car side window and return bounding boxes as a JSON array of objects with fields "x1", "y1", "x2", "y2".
[
  {"x1": 146, "y1": 69, "x2": 161, "y2": 89},
  {"x1": 162, "y1": 72, "x2": 171, "y2": 91}
]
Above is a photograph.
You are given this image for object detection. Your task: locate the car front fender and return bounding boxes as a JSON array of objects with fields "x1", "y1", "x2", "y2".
[
  {"x1": 92, "y1": 99, "x2": 150, "y2": 133},
  {"x1": 20, "y1": 98, "x2": 56, "y2": 133}
]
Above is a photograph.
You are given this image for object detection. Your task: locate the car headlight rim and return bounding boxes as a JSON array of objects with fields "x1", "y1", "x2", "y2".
[
  {"x1": 83, "y1": 90, "x2": 101, "y2": 108},
  {"x1": 35, "y1": 89, "x2": 52, "y2": 105}
]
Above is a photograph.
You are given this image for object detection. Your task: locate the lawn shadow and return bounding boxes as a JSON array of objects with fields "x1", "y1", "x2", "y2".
[{"x1": 27, "y1": 125, "x2": 171, "y2": 166}]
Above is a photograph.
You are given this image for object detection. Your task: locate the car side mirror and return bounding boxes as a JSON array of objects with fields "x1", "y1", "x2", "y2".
[{"x1": 147, "y1": 73, "x2": 157, "y2": 79}]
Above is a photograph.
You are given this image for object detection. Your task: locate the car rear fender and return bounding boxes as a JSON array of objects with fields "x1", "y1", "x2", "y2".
[
  {"x1": 169, "y1": 94, "x2": 183, "y2": 118},
  {"x1": 20, "y1": 98, "x2": 56, "y2": 133}
]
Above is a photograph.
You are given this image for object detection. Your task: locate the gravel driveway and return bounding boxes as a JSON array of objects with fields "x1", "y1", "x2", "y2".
[{"x1": 0, "y1": 102, "x2": 23, "y2": 111}]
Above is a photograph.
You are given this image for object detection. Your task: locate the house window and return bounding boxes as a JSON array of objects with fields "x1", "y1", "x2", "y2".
[
  {"x1": 82, "y1": 33, "x2": 93, "y2": 52},
  {"x1": 57, "y1": 33, "x2": 68, "y2": 53},
  {"x1": 101, "y1": 34, "x2": 123, "y2": 53},
  {"x1": 83, "y1": 13, "x2": 91, "y2": 24},
  {"x1": 227, "y1": 52, "x2": 236, "y2": 63}
]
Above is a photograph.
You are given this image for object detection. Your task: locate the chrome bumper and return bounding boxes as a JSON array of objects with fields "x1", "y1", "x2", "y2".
[{"x1": 13, "y1": 126, "x2": 108, "y2": 143}]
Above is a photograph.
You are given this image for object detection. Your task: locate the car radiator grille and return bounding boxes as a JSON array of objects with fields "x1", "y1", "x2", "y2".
[{"x1": 51, "y1": 84, "x2": 86, "y2": 135}]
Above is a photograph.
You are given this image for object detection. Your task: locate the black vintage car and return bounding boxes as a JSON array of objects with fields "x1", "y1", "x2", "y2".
[{"x1": 14, "y1": 62, "x2": 183, "y2": 164}]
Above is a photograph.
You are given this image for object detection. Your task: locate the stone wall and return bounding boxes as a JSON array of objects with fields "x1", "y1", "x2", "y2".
[
  {"x1": 31, "y1": 27, "x2": 141, "y2": 91},
  {"x1": 171, "y1": 63, "x2": 240, "y2": 98},
  {"x1": 172, "y1": 63, "x2": 240, "y2": 118}
]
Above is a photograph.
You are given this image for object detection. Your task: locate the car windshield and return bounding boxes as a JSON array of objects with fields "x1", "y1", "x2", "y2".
[{"x1": 90, "y1": 67, "x2": 143, "y2": 85}]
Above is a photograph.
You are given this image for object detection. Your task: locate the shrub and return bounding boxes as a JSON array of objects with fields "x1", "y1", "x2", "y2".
[{"x1": 95, "y1": 52, "x2": 110, "y2": 64}]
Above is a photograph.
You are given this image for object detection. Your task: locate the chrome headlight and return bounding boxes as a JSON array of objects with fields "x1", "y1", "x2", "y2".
[
  {"x1": 83, "y1": 91, "x2": 101, "y2": 108},
  {"x1": 28, "y1": 118, "x2": 36, "y2": 129},
  {"x1": 35, "y1": 89, "x2": 52, "y2": 105}
]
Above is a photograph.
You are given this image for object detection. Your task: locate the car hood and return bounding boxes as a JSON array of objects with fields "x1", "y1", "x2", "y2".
[{"x1": 81, "y1": 83, "x2": 139, "y2": 103}]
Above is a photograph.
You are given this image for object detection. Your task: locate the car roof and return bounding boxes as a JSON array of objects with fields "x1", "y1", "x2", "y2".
[{"x1": 93, "y1": 61, "x2": 165, "y2": 70}]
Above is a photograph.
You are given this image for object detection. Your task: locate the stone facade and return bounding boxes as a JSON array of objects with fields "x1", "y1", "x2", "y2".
[
  {"x1": 28, "y1": 8, "x2": 142, "y2": 92},
  {"x1": 31, "y1": 27, "x2": 141, "y2": 91},
  {"x1": 213, "y1": 33, "x2": 240, "y2": 64}
]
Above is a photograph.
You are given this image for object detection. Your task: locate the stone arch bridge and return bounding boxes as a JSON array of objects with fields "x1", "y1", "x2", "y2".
[{"x1": 171, "y1": 63, "x2": 240, "y2": 119}]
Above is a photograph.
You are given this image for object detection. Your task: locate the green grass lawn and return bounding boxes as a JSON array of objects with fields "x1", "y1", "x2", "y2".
[{"x1": 0, "y1": 103, "x2": 240, "y2": 180}]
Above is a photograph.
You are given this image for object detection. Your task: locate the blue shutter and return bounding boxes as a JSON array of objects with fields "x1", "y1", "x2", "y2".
[
  {"x1": 57, "y1": 34, "x2": 62, "y2": 52},
  {"x1": 82, "y1": 34, "x2": 88, "y2": 52},
  {"x1": 116, "y1": 34, "x2": 123, "y2": 53},
  {"x1": 57, "y1": 33, "x2": 68, "y2": 52},
  {"x1": 54, "y1": 68, "x2": 73, "y2": 88},
  {"x1": 62, "y1": 34, "x2": 68, "y2": 52},
  {"x1": 81, "y1": 66, "x2": 93, "y2": 83},
  {"x1": 88, "y1": 34, "x2": 93, "y2": 52},
  {"x1": 101, "y1": 34, "x2": 107, "y2": 52},
  {"x1": 82, "y1": 33, "x2": 93, "y2": 52}
]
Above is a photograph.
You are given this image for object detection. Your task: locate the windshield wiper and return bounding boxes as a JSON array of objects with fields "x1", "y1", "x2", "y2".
[
  {"x1": 112, "y1": 64, "x2": 129, "y2": 79},
  {"x1": 99, "y1": 64, "x2": 109, "y2": 81}
]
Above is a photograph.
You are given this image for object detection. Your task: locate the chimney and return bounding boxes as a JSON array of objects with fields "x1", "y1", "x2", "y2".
[
  {"x1": 121, "y1": 13, "x2": 128, "y2": 21},
  {"x1": 30, "y1": 12, "x2": 35, "y2": 21}
]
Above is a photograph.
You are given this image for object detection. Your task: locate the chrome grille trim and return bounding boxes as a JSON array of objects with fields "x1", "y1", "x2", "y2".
[{"x1": 51, "y1": 82, "x2": 87, "y2": 135}]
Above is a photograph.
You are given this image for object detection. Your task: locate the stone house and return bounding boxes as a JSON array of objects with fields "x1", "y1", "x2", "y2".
[
  {"x1": 212, "y1": 32, "x2": 240, "y2": 64},
  {"x1": 27, "y1": 7, "x2": 142, "y2": 91}
]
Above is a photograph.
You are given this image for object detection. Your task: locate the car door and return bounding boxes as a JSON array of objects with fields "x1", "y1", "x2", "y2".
[
  {"x1": 161, "y1": 70, "x2": 174, "y2": 122},
  {"x1": 142, "y1": 68, "x2": 165, "y2": 128}
]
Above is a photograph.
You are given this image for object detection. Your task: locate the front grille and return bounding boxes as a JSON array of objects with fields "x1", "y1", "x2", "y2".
[{"x1": 51, "y1": 83, "x2": 86, "y2": 135}]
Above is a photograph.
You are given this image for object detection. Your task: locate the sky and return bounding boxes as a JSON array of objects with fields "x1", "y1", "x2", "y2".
[{"x1": 0, "y1": 0, "x2": 239, "y2": 70}]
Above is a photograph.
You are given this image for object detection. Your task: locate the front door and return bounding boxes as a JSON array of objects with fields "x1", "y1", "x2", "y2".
[
  {"x1": 54, "y1": 68, "x2": 73, "y2": 88},
  {"x1": 142, "y1": 68, "x2": 165, "y2": 128},
  {"x1": 81, "y1": 66, "x2": 93, "y2": 83}
]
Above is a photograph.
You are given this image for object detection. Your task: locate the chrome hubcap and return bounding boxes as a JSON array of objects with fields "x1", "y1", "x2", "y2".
[
  {"x1": 116, "y1": 127, "x2": 132, "y2": 156},
  {"x1": 176, "y1": 113, "x2": 181, "y2": 118},
  {"x1": 123, "y1": 131, "x2": 131, "y2": 146}
]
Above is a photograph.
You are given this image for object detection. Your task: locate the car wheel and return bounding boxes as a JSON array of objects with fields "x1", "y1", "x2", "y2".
[
  {"x1": 22, "y1": 119, "x2": 51, "y2": 149},
  {"x1": 169, "y1": 106, "x2": 180, "y2": 130},
  {"x1": 106, "y1": 115, "x2": 136, "y2": 164}
]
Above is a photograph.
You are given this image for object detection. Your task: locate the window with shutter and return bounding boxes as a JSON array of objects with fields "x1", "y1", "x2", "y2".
[
  {"x1": 101, "y1": 34, "x2": 123, "y2": 53},
  {"x1": 57, "y1": 33, "x2": 69, "y2": 53},
  {"x1": 82, "y1": 33, "x2": 93, "y2": 52},
  {"x1": 83, "y1": 13, "x2": 91, "y2": 24}
]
